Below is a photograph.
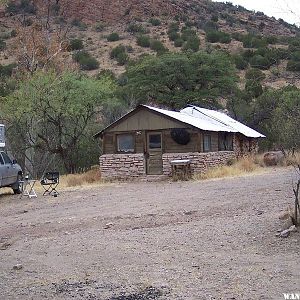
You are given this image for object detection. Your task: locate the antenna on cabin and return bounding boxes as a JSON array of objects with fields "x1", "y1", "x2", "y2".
[{"x1": 0, "y1": 125, "x2": 5, "y2": 148}]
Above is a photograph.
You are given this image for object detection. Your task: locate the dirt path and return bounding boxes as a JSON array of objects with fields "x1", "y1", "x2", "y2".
[{"x1": 0, "y1": 168, "x2": 299, "y2": 300}]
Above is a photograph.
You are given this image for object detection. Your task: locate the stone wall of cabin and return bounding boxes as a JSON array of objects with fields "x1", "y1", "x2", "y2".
[
  {"x1": 100, "y1": 151, "x2": 236, "y2": 179},
  {"x1": 233, "y1": 135, "x2": 259, "y2": 157},
  {"x1": 100, "y1": 153, "x2": 145, "y2": 179},
  {"x1": 162, "y1": 151, "x2": 236, "y2": 176}
]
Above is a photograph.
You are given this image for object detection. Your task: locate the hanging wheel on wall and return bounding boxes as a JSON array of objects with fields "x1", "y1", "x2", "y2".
[{"x1": 171, "y1": 128, "x2": 191, "y2": 145}]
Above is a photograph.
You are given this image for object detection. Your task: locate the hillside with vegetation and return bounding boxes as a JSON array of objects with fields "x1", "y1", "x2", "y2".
[{"x1": 0, "y1": 0, "x2": 299, "y2": 175}]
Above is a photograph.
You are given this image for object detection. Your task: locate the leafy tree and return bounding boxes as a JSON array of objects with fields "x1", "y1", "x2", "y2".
[
  {"x1": 118, "y1": 51, "x2": 237, "y2": 109},
  {"x1": 2, "y1": 71, "x2": 119, "y2": 174}
]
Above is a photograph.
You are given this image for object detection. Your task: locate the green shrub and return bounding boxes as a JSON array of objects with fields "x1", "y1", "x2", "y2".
[
  {"x1": 288, "y1": 38, "x2": 300, "y2": 52},
  {"x1": 168, "y1": 22, "x2": 179, "y2": 33},
  {"x1": 242, "y1": 35, "x2": 267, "y2": 48},
  {"x1": 183, "y1": 36, "x2": 200, "y2": 52},
  {"x1": 211, "y1": 15, "x2": 219, "y2": 22},
  {"x1": 206, "y1": 30, "x2": 231, "y2": 44},
  {"x1": 127, "y1": 23, "x2": 147, "y2": 34},
  {"x1": 110, "y1": 45, "x2": 126, "y2": 58},
  {"x1": 219, "y1": 32, "x2": 231, "y2": 44},
  {"x1": 10, "y1": 29, "x2": 17, "y2": 37},
  {"x1": 150, "y1": 40, "x2": 167, "y2": 54},
  {"x1": 245, "y1": 68, "x2": 266, "y2": 81},
  {"x1": 0, "y1": 40, "x2": 6, "y2": 51},
  {"x1": 69, "y1": 39, "x2": 84, "y2": 51},
  {"x1": 231, "y1": 32, "x2": 244, "y2": 42},
  {"x1": 203, "y1": 21, "x2": 218, "y2": 32},
  {"x1": 174, "y1": 38, "x2": 184, "y2": 47},
  {"x1": 287, "y1": 60, "x2": 300, "y2": 71},
  {"x1": 71, "y1": 19, "x2": 87, "y2": 31},
  {"x1": 149, "y1": 18, "x2": 161, "y2": 26},
  {"x1": 126, "y1": 45, "x2": 134, "y2": 53},
  {"x1": 249, "y1": 54, "x2": 270, "y2": 69},
  {"x1": 137, "y1": 35, "x2": 151, "y2": 48},
  {"x1": 6, "y1": 0, "x2": 36, "y2": 14},
  {"x1": 0, "y1": 63, "x2": 16, "y2": 77},
  {"x1": 168, "y1": 31, "x2": 180, "y2": 42},
  {"x1": 291, "y1": 51, "x2": 300, "y2": 61},
  {"x1": 181, "y1": 28, "x2": 197, "y2": 41},
  {"x1": 233, "y1": 54, "x2": 248, "y2": 70},
  {"x1": 245, "y1": 80, "x2": 263, "y2": 98},
  {"x1": 115, "y1": 51, "x2": 129, "y2": 65},
  {"x1": 107, "y1": 32, "x2": 120, "y2": 42},
  {"x1": 242, "y1": 49, "x2": 255, "y2": 62},
  {"x1": 94, "y1": 22, "x2": 105, "y2": 32},
  {"x1": 206, "y1": 30, "x2": 220, "y2": 43},
  {"x1": 265, "y1": 35, "x2": 278, "y2": 44},
  {"x1": 110, "y1": 45, "x2": 129, "y2": 65},
  {"x1": 73, "y1": 51, "x2": 99, "y2": 70},
  {"x1": 185, "y1": 20, "x2": 194, "y2": 27}
]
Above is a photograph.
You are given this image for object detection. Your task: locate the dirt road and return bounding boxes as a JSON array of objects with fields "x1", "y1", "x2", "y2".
[{"x1": 0, "y1": 168, "x2": 299, "y2": 300}]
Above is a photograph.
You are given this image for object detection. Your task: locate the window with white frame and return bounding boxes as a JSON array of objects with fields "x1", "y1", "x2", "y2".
[{"x1": 117, "y1": 134, "x2": 134, "y2": 153}]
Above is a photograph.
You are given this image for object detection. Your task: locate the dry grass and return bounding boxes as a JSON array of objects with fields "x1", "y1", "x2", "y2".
[
  {"x1": 61, "y1": 167, "x2": 101, "y2": 188},
  {"x1": 194, "y1": 156, "x2": 262, "y2": 180},
  {"x1": 284, "y1": 152, "x2": 300, "y2": 166}
]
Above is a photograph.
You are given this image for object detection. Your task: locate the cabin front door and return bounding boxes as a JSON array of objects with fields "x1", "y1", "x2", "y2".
[{"x1": 146, "y1": 132, "x2": 163, "y2": 175}]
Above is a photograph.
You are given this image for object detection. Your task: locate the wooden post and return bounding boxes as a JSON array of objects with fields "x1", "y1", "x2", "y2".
[{"x1": 293, "y1": 164, "x2": 300, "y2": 226}]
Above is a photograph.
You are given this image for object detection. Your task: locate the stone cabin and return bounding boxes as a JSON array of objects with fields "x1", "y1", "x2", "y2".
[{"x1": 95, "y1": 105, "x2": 265, "y2": 180}]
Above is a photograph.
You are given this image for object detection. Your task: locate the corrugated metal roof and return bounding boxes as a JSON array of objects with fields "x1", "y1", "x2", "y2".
[
  {"x1": 144, "y1": 105, "x2": 236, "y2": 133},
  {"x1": 180, "y1": 106, "x2": 265, "y2": 138},
  {"x1": 145, "y1": 105, "x2": 265, "y2": 138}
]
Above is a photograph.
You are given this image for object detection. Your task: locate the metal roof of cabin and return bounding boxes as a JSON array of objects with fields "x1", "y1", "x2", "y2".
[
  {"x1": 95, "y1": 105, "x2": 265, "y2": 138},
  {"x1": 180, "y1": 106, "x2": 265, "y2": 138}
]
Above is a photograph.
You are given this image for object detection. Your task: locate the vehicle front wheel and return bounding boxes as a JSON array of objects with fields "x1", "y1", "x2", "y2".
[{"x1": 13, "y1": 174, "x2": 22, "y2": 194}]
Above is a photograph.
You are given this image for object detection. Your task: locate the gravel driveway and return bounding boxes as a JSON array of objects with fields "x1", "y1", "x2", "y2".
[{"x1": 0, "y1": 168, "x2": 299, "y2": 300}]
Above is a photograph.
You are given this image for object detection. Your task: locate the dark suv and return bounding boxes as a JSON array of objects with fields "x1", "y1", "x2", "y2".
[{"x1": 0, "y1": 151, "x2": 23, "y2": 194}]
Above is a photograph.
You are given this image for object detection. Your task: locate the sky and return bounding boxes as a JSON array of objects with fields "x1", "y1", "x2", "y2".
[{"x1": 212, "y1": 0, "x2": 300, "y2": 26}]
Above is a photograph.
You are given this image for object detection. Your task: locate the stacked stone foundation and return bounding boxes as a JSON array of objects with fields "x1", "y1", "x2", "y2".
[
  {"x1": 100, "y1": 153, "x2": 146, "y2": 180},
  {"x1": 162, "y1": 151, "x2": 236, "y2": 176},
  {"x1": 100, "y1": 151, "x2": 236, "y2": 180}
]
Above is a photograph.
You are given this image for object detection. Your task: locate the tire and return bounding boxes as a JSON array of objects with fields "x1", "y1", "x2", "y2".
[{"x1": 13, "y1": 174, "x2": 22, "y2": 194}]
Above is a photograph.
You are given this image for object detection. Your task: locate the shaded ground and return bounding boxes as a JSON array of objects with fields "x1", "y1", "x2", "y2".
[{"x1": 0, "y1": 168, "x2": 299, "y2": 300}]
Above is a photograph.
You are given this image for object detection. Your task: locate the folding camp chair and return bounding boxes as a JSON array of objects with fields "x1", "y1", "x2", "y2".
[{"x1": 40, "y1": 171, "x2": 59, "y2": 196}]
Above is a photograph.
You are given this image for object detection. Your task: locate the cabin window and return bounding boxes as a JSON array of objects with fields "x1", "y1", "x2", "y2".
[
  {"x1": 203, "y1": 135, "x2": 211, "y2": 152},
  {"x1": 218, "y1": 133, "x2": 233, "y2": 151},
  {"x1": 149, "y1": 134, "x2": 162, "y2": 149},
  {"x1": 117, "y1": 134, "x2": 135, "y2": 153}
]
